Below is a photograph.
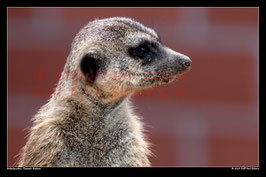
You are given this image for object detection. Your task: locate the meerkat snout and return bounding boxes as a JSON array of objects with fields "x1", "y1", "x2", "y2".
[{"x1": 161, "y1": 46, "x2": 191, "y2": 71}]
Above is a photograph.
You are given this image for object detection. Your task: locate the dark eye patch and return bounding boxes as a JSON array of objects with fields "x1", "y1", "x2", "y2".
[
  {"x1": 135, "y1": 43, "x2": 151, "y2": 58},
  {"x1": 128, "y1": 41, "x2": 157, "y2": 64}
]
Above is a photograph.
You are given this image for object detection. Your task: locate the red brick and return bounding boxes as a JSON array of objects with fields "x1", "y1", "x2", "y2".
[
  {"x1": 208, "y1": 136, "x2": 258, "y2": 166},
  {"x1": 208, "y1": 8, "x2": 258, "y2": 25},
  {"x1": 8, "y1": 48, "x2": 67, "y2": 95},
  {"x1": 62, "y1": 8, "x2": 180, "y2": 23},
  {"x1": 149, "y1": 134, "x2": 177, "y2": 166},
  {"x1": 8, "y1": 8, "x2": 34, "y2": 18},
  {"x1": 8, "y1": 127, "x2": 28, "y2": 166}
]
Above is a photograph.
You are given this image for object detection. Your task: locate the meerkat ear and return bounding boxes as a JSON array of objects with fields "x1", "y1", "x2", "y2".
[{"x1": 80, "y1": 52, "x2": 100, "y2": 83}]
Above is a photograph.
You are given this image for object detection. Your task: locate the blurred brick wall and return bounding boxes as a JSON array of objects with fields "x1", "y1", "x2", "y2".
[{"x1": 8, "y1": 8, "x2": 258, "y2": 166}]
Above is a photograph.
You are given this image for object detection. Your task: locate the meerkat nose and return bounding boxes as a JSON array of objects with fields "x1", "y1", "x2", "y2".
[
  {"x1": 179, "y1": 56, "x2": 191, "y2": 68},
  {"x1": 183, "y1": 61, "x2": 191, "y2": 67}
]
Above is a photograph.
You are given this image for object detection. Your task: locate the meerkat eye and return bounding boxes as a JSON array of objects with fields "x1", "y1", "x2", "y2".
[
  {"x1": 128, "y1": 42, "x2": 156, "y2": 64},
  {"x1": 136, "y1": 43, "x2": 151, "y2": 58}
]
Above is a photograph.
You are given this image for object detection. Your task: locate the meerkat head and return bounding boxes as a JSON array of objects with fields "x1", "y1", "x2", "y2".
[{"x1": 62, "y1": 17, "x2": 191, "y2": 103}]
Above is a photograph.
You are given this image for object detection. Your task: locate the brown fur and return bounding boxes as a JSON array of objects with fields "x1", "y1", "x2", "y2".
[{"x1": 18, "y1": 17, "x2": 191, "y2": 167}]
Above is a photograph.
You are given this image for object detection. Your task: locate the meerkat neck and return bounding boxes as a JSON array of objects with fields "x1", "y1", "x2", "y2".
[
  {"x1": 81, "y1": 88, "x2": 128, "y2": 116},
  {"x1": 51, "y1": 80, "x2": 128, "y2": 118}
]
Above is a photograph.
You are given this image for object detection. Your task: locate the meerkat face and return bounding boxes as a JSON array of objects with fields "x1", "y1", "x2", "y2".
[
  {"x1": 125, "y1": 32, "x2": 191, "y2": 88},
  {"x1": 70, "y1": 17, "x2": 191, "y2": 101}
]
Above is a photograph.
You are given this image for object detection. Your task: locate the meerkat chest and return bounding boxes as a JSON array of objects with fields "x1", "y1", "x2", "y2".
[{"x1": 58, "y1": 109, "x2": 147, "y2": 166}]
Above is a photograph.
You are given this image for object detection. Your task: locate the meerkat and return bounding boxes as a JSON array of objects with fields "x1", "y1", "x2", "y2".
[{"x1": 18, "y1": 17, "x2": 191, "y2": 167}]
